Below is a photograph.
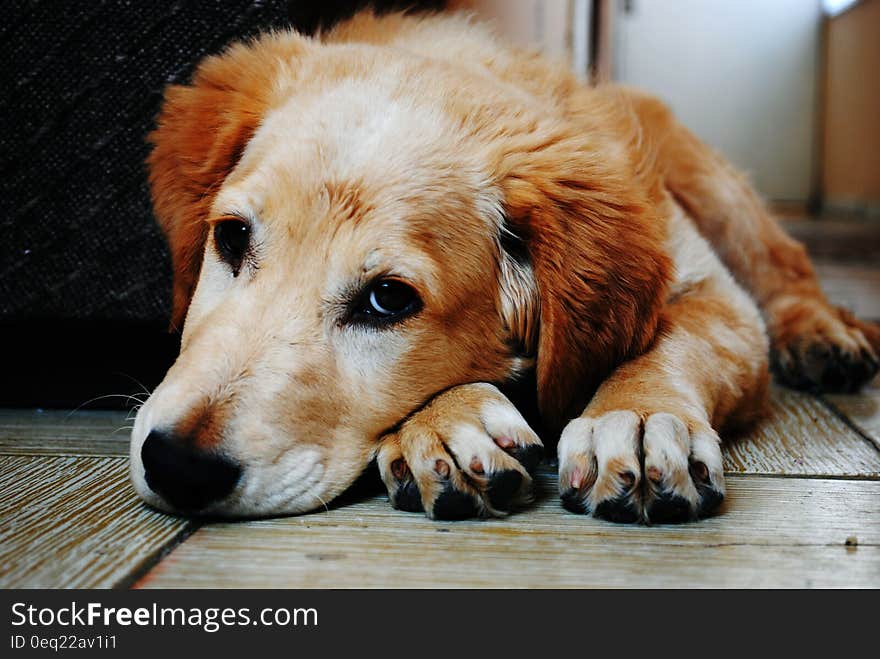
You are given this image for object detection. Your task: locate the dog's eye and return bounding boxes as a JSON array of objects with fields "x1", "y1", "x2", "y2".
[
  {"x1": 354, "y1": 279, "x2": 421, "y2": 325},
  {"x1": 213, "y1": 219, "x2": 250, "y2": 273}
]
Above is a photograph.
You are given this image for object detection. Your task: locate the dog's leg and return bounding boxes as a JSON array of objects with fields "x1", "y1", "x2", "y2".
[
  {"x1": 376, "y1": 383, "x2": 544, "y2": 520},
  {"x1": 558, "y1": 210, "x2": 768, "y2": 523},
  {"x1": 627, "y1": 90, "x2": 879, "y2": 392}
]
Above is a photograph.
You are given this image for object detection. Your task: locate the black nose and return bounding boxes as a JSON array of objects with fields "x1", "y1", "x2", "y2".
[{"x1": 141, "y1": 430, "x2": 241, "y2": 511}]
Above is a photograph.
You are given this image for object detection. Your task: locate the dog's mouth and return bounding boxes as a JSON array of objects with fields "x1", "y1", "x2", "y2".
[
  {"x1": 132, "y1": 449, "x2": 332, "y2": 519},
  {"x1": 129, "y1": 404, "x2": 353, "y2": 519}
]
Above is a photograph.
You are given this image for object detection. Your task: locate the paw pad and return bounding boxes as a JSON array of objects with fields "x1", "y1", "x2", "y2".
[
  {"x1": 594, "y1": 496, "x2": 640, "y2": 524},
  {"x1": 487, "y1": 470, "x2": 523, "y2": 510},
  {"x1": 432, "y1": 484, "x2": 480, "y2": 520}
]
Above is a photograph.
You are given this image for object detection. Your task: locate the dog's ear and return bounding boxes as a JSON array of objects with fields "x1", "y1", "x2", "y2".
[
  {"x1": 497, "y1": 121, "x2": 672, "y2": 433},
  {"x1": 147, "y1": 36, "x2": 305, "y2": 329}
]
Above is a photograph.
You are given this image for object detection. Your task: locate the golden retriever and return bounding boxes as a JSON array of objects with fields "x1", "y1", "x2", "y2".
[{"x1": 129, "y1": 10, "x2": 880, "y2": 524}]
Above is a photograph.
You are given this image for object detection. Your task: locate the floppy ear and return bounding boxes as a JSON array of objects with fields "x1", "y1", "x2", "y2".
[
  {"x1": 498, "y1": 125, "x2": 673, "y2": 434},
  {"x1": 147, "y1": 35, "x2": 306, "y2": 329}
]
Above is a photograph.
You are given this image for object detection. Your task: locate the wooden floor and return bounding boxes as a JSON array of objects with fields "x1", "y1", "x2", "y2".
[{"x1": 2, "y1": 219, "x2": 879, "y2": 588}]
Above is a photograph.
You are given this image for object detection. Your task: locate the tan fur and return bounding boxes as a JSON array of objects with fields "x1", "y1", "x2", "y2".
[
  {"x1": 131, "y1": 10, "x2": 878, "y2": 522},
  {"x1": 622, "y1": 88, "x2": 879, "y2": 389}
]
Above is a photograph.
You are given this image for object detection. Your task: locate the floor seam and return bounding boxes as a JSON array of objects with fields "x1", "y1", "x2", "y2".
[
  {"x1": 634, "y1": 541, "x2": 878, "y2": 549},
  {"x1": 113, "y1": 521, "x2": 201, "y2": 590},
  {"x1": 722, "y1": 471, "x2": 880, "y2": 481},
  {"x1": 816, "y1": 395, "x2": 880, "y2": 454}
]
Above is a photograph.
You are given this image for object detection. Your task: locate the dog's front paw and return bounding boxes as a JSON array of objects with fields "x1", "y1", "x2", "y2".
[
  {"x1": 376, "y1": 383, "x2": 544, "y2": 520},
  {"x1": 768, "y1": 297, "x2": 879, "y2": 393},
  {"x1": 557, "y1": 411, "x2": 725, "y2": 524}
]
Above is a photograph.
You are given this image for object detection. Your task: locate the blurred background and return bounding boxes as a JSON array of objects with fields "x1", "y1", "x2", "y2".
[
  {"x1": 1, "y1": 0, "x2": 877, "y2": 409},
  {"x1": 454, "y1": 0, "x2": 879, "y2": 214}
]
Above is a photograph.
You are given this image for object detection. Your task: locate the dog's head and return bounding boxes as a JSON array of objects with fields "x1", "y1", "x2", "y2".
[{"x1": 130, "y1": 25, "x2": 670, "y2": 517}]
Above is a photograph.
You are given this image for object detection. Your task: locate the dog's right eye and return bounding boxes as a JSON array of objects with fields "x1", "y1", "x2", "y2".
[
  {"x1": 347, "y1": 278, "x2": 422, "y2": 327},
  {"x1": 213, "y1": 219, "x2": 251, "y2": 274}
]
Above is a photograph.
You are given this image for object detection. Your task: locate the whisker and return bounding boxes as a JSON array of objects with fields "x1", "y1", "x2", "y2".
[
  {"x1": 114, "y1": 372, "x2": 154, "y2": 398},
  {"x1": 313, "y1": 493, "x2": 331, "y2": 514},
  {"x1": 66, "y1": 393, "x2": 149, "y2": 420}
]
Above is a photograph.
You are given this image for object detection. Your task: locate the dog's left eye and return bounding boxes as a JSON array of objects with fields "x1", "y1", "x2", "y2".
[
  {"x1": 353, "y1": 279, "x2": 421, "y2": 324},
  {"x1": 213, "y1": 219, "x2": 251, "y2": 274}
]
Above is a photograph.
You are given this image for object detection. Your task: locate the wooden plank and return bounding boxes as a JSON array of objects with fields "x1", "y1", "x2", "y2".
[
  {"x1": 722, "y1": 386, "x2": 880, "y2": 476},
  {"x1": 0, "y1": 408, "x2": 131, "y2": 457},
  {"x1": 137, "y1": 471, "x2": 879, "y2": 589},
  {"x1": 0, "y1": 455, "x2": 191, "y2": 588},
  {"x1": 825, "y1": 374, "x2": 880, "y2": 451}
]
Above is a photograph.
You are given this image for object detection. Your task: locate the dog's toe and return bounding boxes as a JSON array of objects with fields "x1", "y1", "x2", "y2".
[{"x1": 558, "y1": 412, "x2": 643, "y2": 522}]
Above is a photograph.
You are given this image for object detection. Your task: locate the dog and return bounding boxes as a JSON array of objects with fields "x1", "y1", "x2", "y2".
[{"x1": 129, "y1": 10, "x2": 880, "y2": 524}]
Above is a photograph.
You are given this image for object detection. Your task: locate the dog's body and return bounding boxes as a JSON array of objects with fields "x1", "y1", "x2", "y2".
[{"x1": 130, "y1": 11, "x2": 879, "y2": 523}]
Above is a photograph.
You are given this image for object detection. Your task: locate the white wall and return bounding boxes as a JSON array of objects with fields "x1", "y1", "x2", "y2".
[
  {"x1": 615, "y1": 0, "x2": 822, "y2": 202},
  {"x1": 448, "y1": 0, "x2": 573, "y2": 60}
]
